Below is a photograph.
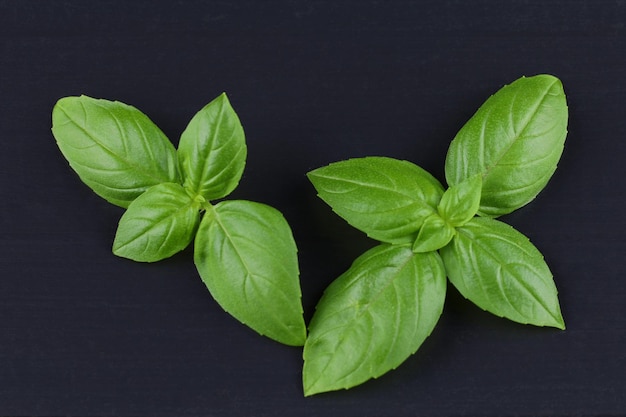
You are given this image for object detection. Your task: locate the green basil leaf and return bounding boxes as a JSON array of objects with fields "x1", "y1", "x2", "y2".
[
  {"x1": 112, "y1": 183, "x2": 200, "y2": 262},
  {"x1": 412, "y1": 214, "x2": 455, "y2": 253},
  {"x1": 307, "y1": 157, "x2": 444, "y2": 244},
  {"x1": 51, "y1": 96, "x2": 180, "y2": 208},
  {"x1": 444, "y1": 75, "x2": 568, "y2": 217},
  {"x1": 438, "y1": 174, "x2": 482, "y2": 227},
  {"x1": 177, "y1": 93, "x2": 247, "y2": 200},
  {"x1": 194, "y1": 200, "x2": 306, "y2": 346},
  {"x1": 440, "y1": 217, "x2": 565, "y2": 329},
  {"x1": 303, "y1": 244, "x2": 446, "y2": 396}
]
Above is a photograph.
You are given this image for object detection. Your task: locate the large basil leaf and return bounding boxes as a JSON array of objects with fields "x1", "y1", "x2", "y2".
[
  {"x1": 307, "y1": 157, "x2": 444, "y2": 244},
  {"x1": 177, "y1": 93, "x2": 247, "y2": 201},
  {"x1": 444, "y1": 75, "x2": 568, "y2": 217},
  {"x1": 194, "y1": 200, "x2": 306, "y2": 346},
  {"x1": 51, "y1": 96, "x2": 180, "y2": 208},
  {"x1": 303, "y1": 244, "x2": 446, "y2": 396},
  {"x1": 440, "y1": 217, "x2": 565, "y2": 329},
  {"x1": 113, "y1": 183, "x2": 201, "y2": 262}
]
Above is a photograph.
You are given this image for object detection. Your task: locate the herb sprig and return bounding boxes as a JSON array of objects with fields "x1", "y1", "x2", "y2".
[
  {"x1": 52, "y1": 93, "x2": 307, "y2": 346},
  {"x1": 304, "y1": 74, "x2": 568, "y2": 395}
]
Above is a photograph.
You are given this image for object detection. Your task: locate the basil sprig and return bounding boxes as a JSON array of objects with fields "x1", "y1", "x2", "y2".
[
  {"x1": 52, "y1": 93, "x2": 307, "y2": 346},
  {"x1": 305, "y1": 74, "x2": 568, "y2": 395}
]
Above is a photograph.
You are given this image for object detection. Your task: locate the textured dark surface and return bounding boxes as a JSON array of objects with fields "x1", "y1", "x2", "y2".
[{"x1": 1, "y1": 1, "x2": 625, "y2": 415}]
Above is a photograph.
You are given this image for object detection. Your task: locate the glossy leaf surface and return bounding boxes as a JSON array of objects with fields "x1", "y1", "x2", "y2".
[
  {"x1": 303, "y1": 245, "x2": 446, "y2": 396},
  {"x1": 444, "y1": 75, "x2": 568, "y2": 217},
  {"x1": 194, "y1": 200, "x2": 306, "y2": 346},
  {"x1": 440, "y1": 217, "x2": 565, "y2": 329},
  {"x1": 307, "y1": 157, "x2": 444, "y2": 244},
  {"x1": 112, "y1": 183, "x2": 200, "y2": 262},
  {"x1": 52, "y1": 95, "x2": 180, "y2": 208},
  {"x1": 178, "y1": 93, "x2": 247, "y2": 200}
]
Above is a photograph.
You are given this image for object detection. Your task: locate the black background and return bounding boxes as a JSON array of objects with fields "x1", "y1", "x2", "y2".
[{"x1": 1, "y1": 1, "x2": 625, "y2": 416}]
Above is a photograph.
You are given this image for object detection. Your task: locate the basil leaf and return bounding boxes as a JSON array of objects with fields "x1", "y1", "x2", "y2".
[
  {"x1": 440, "y1": 217, "x2": 565, "y2": 329},
  {"x1": 303, "y1": 245, "x2": 446, "y2": 396},
  {"x1": 177, "y1": 93, "x2": 247, "y2": 200},
  {"x1": 444, "y1": 75, "x2": 568, "y2": 217},
  {"x1": 412, "y1": 213, "x2": 455, "y2": 253},
  {"x1": 307, "y1": 157, "x2": 444, "y2": 244},
  {"x1": 112, "y1": 183, "x2": 201, "y2": 262},
  {"x1": 438, "y1": 174, "x2": 482, "y2": 227},
  {"x1": 51, "y1": 96, "x2": 180, "y2": 208},
  {"x1": 194, "y1": 200, "x2": 306, "y2": 346}
]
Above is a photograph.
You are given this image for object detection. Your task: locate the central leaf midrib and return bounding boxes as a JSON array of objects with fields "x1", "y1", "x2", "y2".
[
  {"x1": 318, "y1": 174, "x2": 432, "y2": 202},
  {"x1": 190, "y1": 100, "x2": 227, "y2": 195}
]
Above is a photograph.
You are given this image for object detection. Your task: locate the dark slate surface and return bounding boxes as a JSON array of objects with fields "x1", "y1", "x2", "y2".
[{"x1": 0, "y1": 1, "x2": 624, "y2": 415}]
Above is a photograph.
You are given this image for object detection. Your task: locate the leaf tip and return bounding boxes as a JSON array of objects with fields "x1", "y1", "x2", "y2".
[
  {"x1": 302, "y1": 385, "x2": 318, "y2": 397},
  {"x1": 302, "y1": 349, "x2": 335, "y2": 396},
  {"x1": 306, "y1": 168, "x2": 324, "y2": 188},
  {"x1": 552, "y1": 314, "x2": 566, "y2": 330},
  {"x1": 302, "y1": 371, "x2": 328, "y2": 397},
  {"x1": 52, "y1": 96, "x2": 77, "y2": 120},
  {"x1": 213, "y1": 92, "x2": 233, "y2": 109},
  {"x1": 53, "y1": 95, "x2": 72, "y2": 108},
  {"x1": 546, "y1": 301, "x2": 566, "y2": 330},
  {"x1": 281, "y1": 323, "x2": 307, "y2": 347},
  {"x1": 525, "y1": 307, "x2": 566, "y2": 330},
  {"x1": 111, "y1": 244, "x2": 132, "y2": 261},
  {"x1": 306, "y1": 167, "x2": 321, "y2": 178},
  {"x1": 111, "y1": 240, "x2": 142, "y2": 262}
]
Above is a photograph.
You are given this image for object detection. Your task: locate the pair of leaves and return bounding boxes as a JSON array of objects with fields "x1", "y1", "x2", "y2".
[
  {"x1": 305, "y1": 74, "x2": 567, "y2": 395},
  {"x1": 52, "y1": 94, "x2": 306, "y2": 346}
]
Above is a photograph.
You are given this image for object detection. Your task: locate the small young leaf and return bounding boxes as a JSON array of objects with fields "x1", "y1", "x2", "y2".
[
  {"x1": 51, "y1": 96, "x2": 180, "y2": 208},
  {"x1": 112, "y1": 183, "x2": 200, "y2": 262},
  {"x1": 438, "y1": 174, "x2": 482, "y2": 227},
  {"x1": 307, "y1": 157, "x2": 444, "y2": 245},
  {"x1": 303, "y1": 244, "x2": 446, "y2": 396},
  {"x1": 194, "y1": 200, "x2": 306, "y2": 346},
  {"x1": 178, "y1": 93, "x2": 247, "y2": 200},
  {"x1": 412, "y1": 214, "x2": 455, "y2": 253},
  {"x1": 444, "y1": 75, "x2": 568, "y2": 217},
  {"x1": 440, "y1": 217, "x2": 565, "y2": 329}
]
